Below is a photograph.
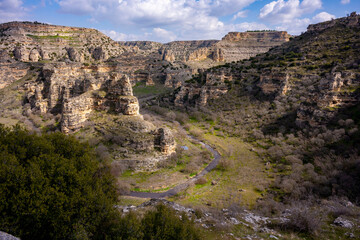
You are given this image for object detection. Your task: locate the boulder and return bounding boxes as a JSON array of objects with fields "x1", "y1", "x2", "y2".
[
  {"x1": 0, "y1": 231, "x2": 20, "y2": 240},
  {"x1": 116, "y1": 96, "x2": 139, "y2": 116},
  {"x1": 66, "y1": 47, "x2": 83, "y2": 62},
  {"x1": 92, "y1": 47, "x2": 108, "y2": 61},
  {"x1": 13, "y1": 46, "x2": 29, "y2": 61},
  {"x1": 29, "y1": 49, "x2": 40, "y2": 62},
  {"x1": 334, "y1": 217, "x2": 353, "y2": 228}
]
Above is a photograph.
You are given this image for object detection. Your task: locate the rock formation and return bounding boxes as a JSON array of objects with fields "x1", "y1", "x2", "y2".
[
  {"x1": 307, "y1": 12, "x2": 359, "y2": 32},
  {"x1": 122, "y1": 31, "x2": 290, "y2": 66},
  {"x1": 216, "y1": 31, "x2": 290, "y2": 62},
  {"x1": 155, "y1": 128, "x2": 176, "y2": 155},
  {"x1": 61, "y1": 93, "x2": 94, "y2": 133},
  {"x1": 0, "y1": 21, "x2": 126, "y2": 63}
]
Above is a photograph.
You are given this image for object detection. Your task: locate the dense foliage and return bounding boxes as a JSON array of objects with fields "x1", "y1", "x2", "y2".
[
  {"x1": 0, "y1": 124, "x2": 118, "y2": 239},
  {"x1": 0, "y1": 125, "x2": 202, "y2": 239},
  {"x1": 115, "y1": 204, "x2": 201, "y2": 240}
]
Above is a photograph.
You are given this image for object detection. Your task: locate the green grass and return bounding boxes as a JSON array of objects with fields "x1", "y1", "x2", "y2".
[
  {"x1": 117, "y1": 127, "x2": 213, "y2": 193},
  {"x1": 118, "y1": 196, "x2": 150, "y2": 206},
  {"x1": 133, "y1": 83, "x2": 172, "y2": 98},
  {"x1": 173, "y1": 124, "x2": 270, "y2": 209},
  {"x1": 26, "y1": 34, "x2": 75, "y2": 40}
]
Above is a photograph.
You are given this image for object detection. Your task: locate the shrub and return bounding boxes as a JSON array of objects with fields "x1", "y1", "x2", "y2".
[
  {"x1": 195, "y1": 177, "x2": 207, "y2": 185},
  {"x1": 0, "y1": 125, "x2": 118, "y2": 240},
  {"x1": 141, "y1": 203, "x2": 201, "y2": 240},
  {"x1": 181, "y1": 162, "x2": 199, "y2": 175},
  {"x1": 271, "y1": 204, "x2": 321, "y2": 235},
  {"x1": 216, "y1": 157, "x2": 233, "y2": 171}
]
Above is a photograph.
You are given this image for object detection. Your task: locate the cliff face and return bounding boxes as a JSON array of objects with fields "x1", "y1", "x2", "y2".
[
  {"x1": 216, "y1": 31, "x2": 290, "y2": 62},
  {"x1": 122, "y1": 31, "x2": 290, "y2": 66},
  {"x1": 0, "y1": 50, "x2": 28, "y2": 88},
  {"x1": 160, "y1": 40, "x2": 218, "y2": 62},
  {"x1": 24, "y1": 62, "x2": 139, "y2": 133},
  {"x1": 0, "y1": 21, "x2": 126, "y2": 63}
]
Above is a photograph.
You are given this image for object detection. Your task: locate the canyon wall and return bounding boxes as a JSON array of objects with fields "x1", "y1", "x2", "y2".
[
  {"x1": 0, "y1": 21, "x2": 127, "y2": 63},
  {"x1": 121, "y1": 31, "x2": 290, "y2": 66}
]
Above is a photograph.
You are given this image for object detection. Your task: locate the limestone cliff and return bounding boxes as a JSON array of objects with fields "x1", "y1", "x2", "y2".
[
  {"x1": 122, "y1": 31, "x2": 290, "y2": 67},
  {"x1": 0, "y1": 21, "x2": 126, "y2": 63},
  {"x1": 24, "y1": 62, "x2": 140, "y2": 132},
  {"x1": 216, "y1": 31, "x2": 290, "y2": 62}
]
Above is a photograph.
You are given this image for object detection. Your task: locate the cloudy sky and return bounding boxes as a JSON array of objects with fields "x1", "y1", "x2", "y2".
[{"x1": 0, "y1": 0, "x2": 359, "y2": 42}]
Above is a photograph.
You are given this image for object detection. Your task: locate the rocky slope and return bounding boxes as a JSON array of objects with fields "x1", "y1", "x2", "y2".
[
  {"x1": 160, "y1": 12, "x2": 360, "y2": 209},
  {"x1": 171, "y1": 12, "x2": 360, "y2": 112}
]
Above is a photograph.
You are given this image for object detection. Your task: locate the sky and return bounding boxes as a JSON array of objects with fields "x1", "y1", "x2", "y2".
[{"x1": 0, "y1": 0, "x2": 359, "y2": 42}]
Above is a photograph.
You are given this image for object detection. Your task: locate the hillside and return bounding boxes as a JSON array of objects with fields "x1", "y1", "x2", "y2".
[{"x1": 147, "y1": 12, "x2": 360, "y2": 238}]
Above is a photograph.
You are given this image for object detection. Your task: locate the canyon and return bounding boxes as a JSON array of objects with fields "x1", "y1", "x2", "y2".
[
  {"x1": 1, "y1": 11, "x2": 360, "y2": 240},
  {"x1": 0, "y1": 21, "x2": 291, "y2": 171}
]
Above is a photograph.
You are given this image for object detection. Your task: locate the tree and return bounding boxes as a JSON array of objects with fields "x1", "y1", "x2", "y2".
[{"x1": 0, "y1": 125, "x2": 118, "y2": 240}]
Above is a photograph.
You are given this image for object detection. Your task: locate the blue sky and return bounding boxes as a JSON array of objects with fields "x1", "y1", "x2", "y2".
[{"x1": 0, "y1": 0, "x2": 359, "y2": 42}]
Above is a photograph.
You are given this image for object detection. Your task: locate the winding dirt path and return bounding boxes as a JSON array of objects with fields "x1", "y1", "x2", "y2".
[{"x1": 127, "y1": 136, "x2": 221, "y2": 199}]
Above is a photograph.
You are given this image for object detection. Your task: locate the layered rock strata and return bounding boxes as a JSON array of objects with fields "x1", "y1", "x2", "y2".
[
  {"x1": 24, "y1": 63, "x2": 140, "y2": 132},
  {"x1": 0, "y1": 21, "x2": 126, "y2": 63}
]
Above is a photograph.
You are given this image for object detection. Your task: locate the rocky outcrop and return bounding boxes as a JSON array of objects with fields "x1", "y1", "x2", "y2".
[
  {"x1": 307, "y1": 12, "x2": 359, "y2": 32},
  {"x1": 146, "y1": 74, "x2": 155, "y2": 86},
  {"x1": 173, "y1": 67, "x2": 233, "y2": 107},
  {"x1": 155, "y1": 128, "x2": 176, "y2": 155},
  {"x1": 116, "y1": 96, "x2": 139, "y2": 115},
  {"x1": 0, "y1": 61, "x2": 28, "y2": 89},
  {"x1": 13, "y1": 46, "x2": 30, "y2": 61},
  {"x1": 215, "y1": 31, "x2": 290, "y2": 62},
  {"x1": 164, "y1": 70, "x2": 192, "y2": 88},
  {"x1": 119, "y1": 41, "x2": 162, "y2": 54},
  {"x1": 29, "y1": 49, "x2": 40, "y2": 62},
  {"x1": 160, "y1": 40, "x2": 218, "y2": 63},
  {"x1": 66, "y1": 47, "x2": 83, "y2": 62},
  {"x1": 258, "y1": 70, "x2": 290, "y2": 95},
  {"x1": 23, "y1": 63, "x2": 141, "y2": 132},
  {"x1": 91, "y1": 47, "x2": 108, "y2": 61},
  {"x1": 0, "y1": 21, "x2": 126, "y2": 63},
  {"x1": 61, "y1": 93, "x2": 93, "y2": 133}
]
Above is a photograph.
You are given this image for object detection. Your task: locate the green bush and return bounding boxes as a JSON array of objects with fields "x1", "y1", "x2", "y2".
[
  {"x1": 141, "y1": 204, "x2": 200, "y2": 240},
  {"x1": 0, "y1": 125, "x2": 118, "y2": 240}
]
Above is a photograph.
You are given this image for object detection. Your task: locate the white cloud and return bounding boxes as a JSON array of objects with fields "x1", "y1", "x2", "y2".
[
  {"x1": 232, "y1": 22, "x2": 269, "y2": 31},
  {"x1": 341, "y1": 0, "x2": 350, "y2": 4},
  {"x1": 152, "y1": 28, "x2": 177, "y2": 42},
  {"x1": 102, "y1": 28, "x2": 177, "y2": 43},
  {"x1": 101, "y1": 30, "x2": 131, "y2": 41},
  {"x1": 232, "y1": 10, "x2": 248, "y2": 20},
  {"x1": 56, "y1": 0, "x2": 258, "y2": 41},
  {"x1": 312, "y1": 11, "x2": 336, "y2": 22},
  {"x1": 260, "y1": 0, "x2": 322, "y2": 24},
  {"x1": 275, "y1": 11, "x2": 335, "y2": 35},
  {"x1": 0, "y1": 0, "x2": 28, "y2": 23}
]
